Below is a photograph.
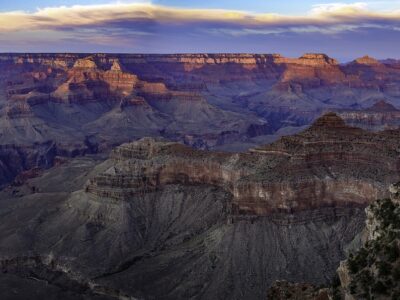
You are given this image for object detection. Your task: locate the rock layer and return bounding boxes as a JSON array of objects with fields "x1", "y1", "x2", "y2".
[
  {"x1": 86, "y1": 114, "x2": 400, "y2": 215},
  {"x1": 338, "y1": 100, "x2": 400, "y2": 131},
  {"x1": 2, "y1": 52, "x2": 400, "y2": 186},
  {"x1": 2, "y1": 113, "x2": 400, "y2": 299}
]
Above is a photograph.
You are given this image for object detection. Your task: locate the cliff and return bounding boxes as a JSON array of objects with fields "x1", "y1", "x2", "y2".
[
  {"x1": 0, "y1": 53, "x2": 276, "y2": 186},
  {"x1": 0, "y1": 143, "x2": 367, "y2": 300},
  {"x1": 0, "y1": 53, "x2": 338, "y2": 66},
  {"x1": 85, "y1": 114, "x2": 400, "y2": 215},
  {"x1": 265, "y1": 182, "x2": 400, "y2": 300},
  {"x1": 1, "y1": 113, "x2": 398, "y2": 300},
  {"x1": 2, "y1": 52, "x2": 400, "y2": 153},
  {"x1": 2, "y1": 53, "x2": 400, "y2": 299}
]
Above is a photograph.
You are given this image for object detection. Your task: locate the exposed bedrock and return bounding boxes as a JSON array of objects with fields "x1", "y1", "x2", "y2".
[
  {"x1": 3, "y1": 52, "x2": 400, "y2": 189},
  {"x1": 2, "y1": 113, "x2": 398, "y2": 299},
  {"x1": 338, "y1": 100, "x2": 400, "y2": 131},
  {"x1": 0, "y1": 172, "x2": 365, "y2": 300},
  {"x1": 86, "y1": 113, "x2": 400, "y2": 215},
  {"x1": 2, "y1": 53, "x2": 400, "y2": 299}
]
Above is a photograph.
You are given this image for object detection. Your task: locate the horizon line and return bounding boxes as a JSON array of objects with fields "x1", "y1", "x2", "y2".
[{"x1": 1, "y1": 52, "x2": 399, "y2": 62}]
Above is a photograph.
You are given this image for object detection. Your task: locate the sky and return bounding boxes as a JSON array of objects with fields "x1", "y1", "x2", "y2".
[{"x1": 0, "y1": 0, "x2": 400, "y2": 60}]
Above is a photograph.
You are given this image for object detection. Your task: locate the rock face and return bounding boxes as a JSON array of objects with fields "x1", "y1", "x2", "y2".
[
  {"x1": 84, "y1": 114, "x2": 400, "y2": 216},
  {"x1": 1, "y1": 114, "x2": 397, "y2": 299},
  {"x1": 73, "y1": 57, "x2": 98, "y2": 69},
  {"x1": 3, "y1": 114, "x2": 399, "y2": 299},
  {"x1": 1, "y1": 53, "x2": 400, "y2": 299},
  {"x1": 0, "y1": 54, "x2": 273, "y2": 186},
  {"x1": 338, "y1": 100, "x2": 400, "y2": 131},
  {"x1": 2, "y1": 52, "x2": 400, "y2": 186}
]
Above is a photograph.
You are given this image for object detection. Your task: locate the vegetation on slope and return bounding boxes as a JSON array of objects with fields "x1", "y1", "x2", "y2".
[{"x1": 344, "y1": 192, "x2": 400, "y2": 299}]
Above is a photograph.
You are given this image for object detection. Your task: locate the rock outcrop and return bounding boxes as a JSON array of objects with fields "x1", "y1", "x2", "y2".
[
  {"x1": 0, "y1": 149, "x2": 367, "y2": 300},
  {"x1": 353, "y1": 55, "x2": 381, "y2": 65},
  {"x1": 1, "y1": 53, "x2": 400, "y2": 299},
  {"x1": 85, "y1": 114, "x2": 400, "y2": 216},
  {"x1": 73, "y1": 57, "x2": 98, "y2": 69},
  {"x1": 2, "y1": 52, "x2": 400, "y2": 159},
  {"x1": 1, "y1": 113, "x2": 398, "y2": 299},
  {"x1": 338, "y1": 100, "x2": 400, "y2": 131},
  {"x1": 1, "y1": 53, "x2": 277, "y2": 186}
]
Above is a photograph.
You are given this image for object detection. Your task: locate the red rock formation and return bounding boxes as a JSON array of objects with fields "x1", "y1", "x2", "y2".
[
  {"x1": 73, "y1": 57, "x2": 98, "y2": 69},
  {"x1": 353, "y1": 55, "x2": 381, "y2": 65},
  {"x1": 2, "y1": 52, "x2": 400, "y2": 187},
  {"x1": 85, "y1": 114, "x2": 400, "y2": 215}
]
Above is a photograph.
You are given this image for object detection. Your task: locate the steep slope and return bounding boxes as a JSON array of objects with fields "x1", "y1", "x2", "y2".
[
  {"x1": 266, "y1": 182, "x2": 400, "y2": 300},
  {"x1": 0, "y1": 153, "x2": 365, "y2": 300},
  {"x1": 1, "y1": 114, "x2": 400, "y2": 299}
]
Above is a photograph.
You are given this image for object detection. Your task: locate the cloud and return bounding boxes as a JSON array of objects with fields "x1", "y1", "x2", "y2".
[
  {"x1": 310, "y1": 2, "x2": 369, "y2": 16},
  {"x1": 0, "y1": 1, "x2": 399, "y2": 33},
  {"x1": 0, "y1": 2, "x2": 400, "y2": 58}
]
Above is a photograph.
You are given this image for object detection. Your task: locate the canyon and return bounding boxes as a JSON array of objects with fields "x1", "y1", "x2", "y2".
[
  {"x1": 0, "y1": 113, "x2": 400, "y2": 299},
  {"x1": 2, "y1": 53, "x2": 400, "y2": 187},
  {"x1": 1, "y1": 53, "x2": 400, "y2": 299}
]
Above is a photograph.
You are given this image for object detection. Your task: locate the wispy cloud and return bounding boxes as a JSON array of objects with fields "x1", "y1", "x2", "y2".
[
  {"x1": 0, "y1": 2, "x2": 399, "y2": 32},
  {"x1": 0, "y1": 2, "x2": 400, "y2": 58}
]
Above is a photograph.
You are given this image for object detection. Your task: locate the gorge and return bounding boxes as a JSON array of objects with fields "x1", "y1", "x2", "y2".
[{"x1": 1, "y1": 53, "x2": 400, "y2": 299}]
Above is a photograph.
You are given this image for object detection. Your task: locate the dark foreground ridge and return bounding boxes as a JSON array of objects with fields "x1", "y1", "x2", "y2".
[
  {"x1": 267, "y1": 182, "x2": 400, "y2": 299},
  {"x1": 0, "y1": 113, "x2": 400, "y2": 299}
]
